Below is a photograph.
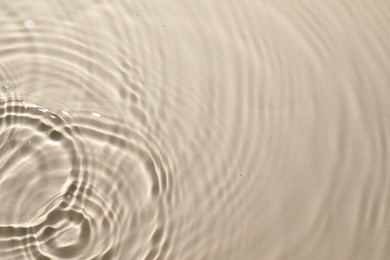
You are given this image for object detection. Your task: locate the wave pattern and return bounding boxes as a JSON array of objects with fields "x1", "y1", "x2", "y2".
[
  {"x1": 0, "y1": 100, "x2": 169, "y2": 259},
  {"x1": 1, "y1": 0, "x2": 390, "y2": 259}
]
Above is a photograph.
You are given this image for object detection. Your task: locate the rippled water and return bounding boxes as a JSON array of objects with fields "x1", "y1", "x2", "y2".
[{"x1": 0, "y1": 0, "x2": 390, "y2": 259}]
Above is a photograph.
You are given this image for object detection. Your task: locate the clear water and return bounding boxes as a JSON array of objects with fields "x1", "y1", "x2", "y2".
[{"x1": 1, "y1": 0, "x2": 390, "y2": 259}]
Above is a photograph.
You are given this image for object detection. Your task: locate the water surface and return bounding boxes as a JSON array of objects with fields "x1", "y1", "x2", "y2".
[{"x1": 0, "y1": 0, "x2": 390, "y2": 259}]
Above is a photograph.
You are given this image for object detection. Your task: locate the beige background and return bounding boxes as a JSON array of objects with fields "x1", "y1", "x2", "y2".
[{"x1": 0, "y1": 0, "x2": 390, "y2": 259}]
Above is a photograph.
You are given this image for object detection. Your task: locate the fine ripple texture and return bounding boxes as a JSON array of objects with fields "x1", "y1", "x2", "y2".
[{"x1": 1, "y1": 0, "x2": 390, "y2": 259}]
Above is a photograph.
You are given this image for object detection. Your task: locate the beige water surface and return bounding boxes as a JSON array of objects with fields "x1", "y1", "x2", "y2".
[{"x1": 0, "y1": 0, "x2": 390, "y2": 259}]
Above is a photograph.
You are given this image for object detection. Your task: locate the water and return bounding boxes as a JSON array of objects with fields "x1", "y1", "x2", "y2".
[{"x1": 0, "y1": 0, "x2": 390, "y2": 259}]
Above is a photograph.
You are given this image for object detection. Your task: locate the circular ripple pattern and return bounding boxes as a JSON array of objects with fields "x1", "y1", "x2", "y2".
[
  {"x1": 0, "y1": 0, "x2": 172, "y2": 258},
  {"x1": 0, "y1": 100, "x2": 168, "y2": 259},
  {"x1": 1, "y1": 0, "x2": 390, "y2": 259}
]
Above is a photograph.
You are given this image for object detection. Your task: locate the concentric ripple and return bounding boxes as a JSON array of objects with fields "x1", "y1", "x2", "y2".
[
  {"x1": 0, "y1": 100, "x2": 169, "y2": 259},
  {"x1": 1, "y1": 0, "x2": 390, "y2": 259}
]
